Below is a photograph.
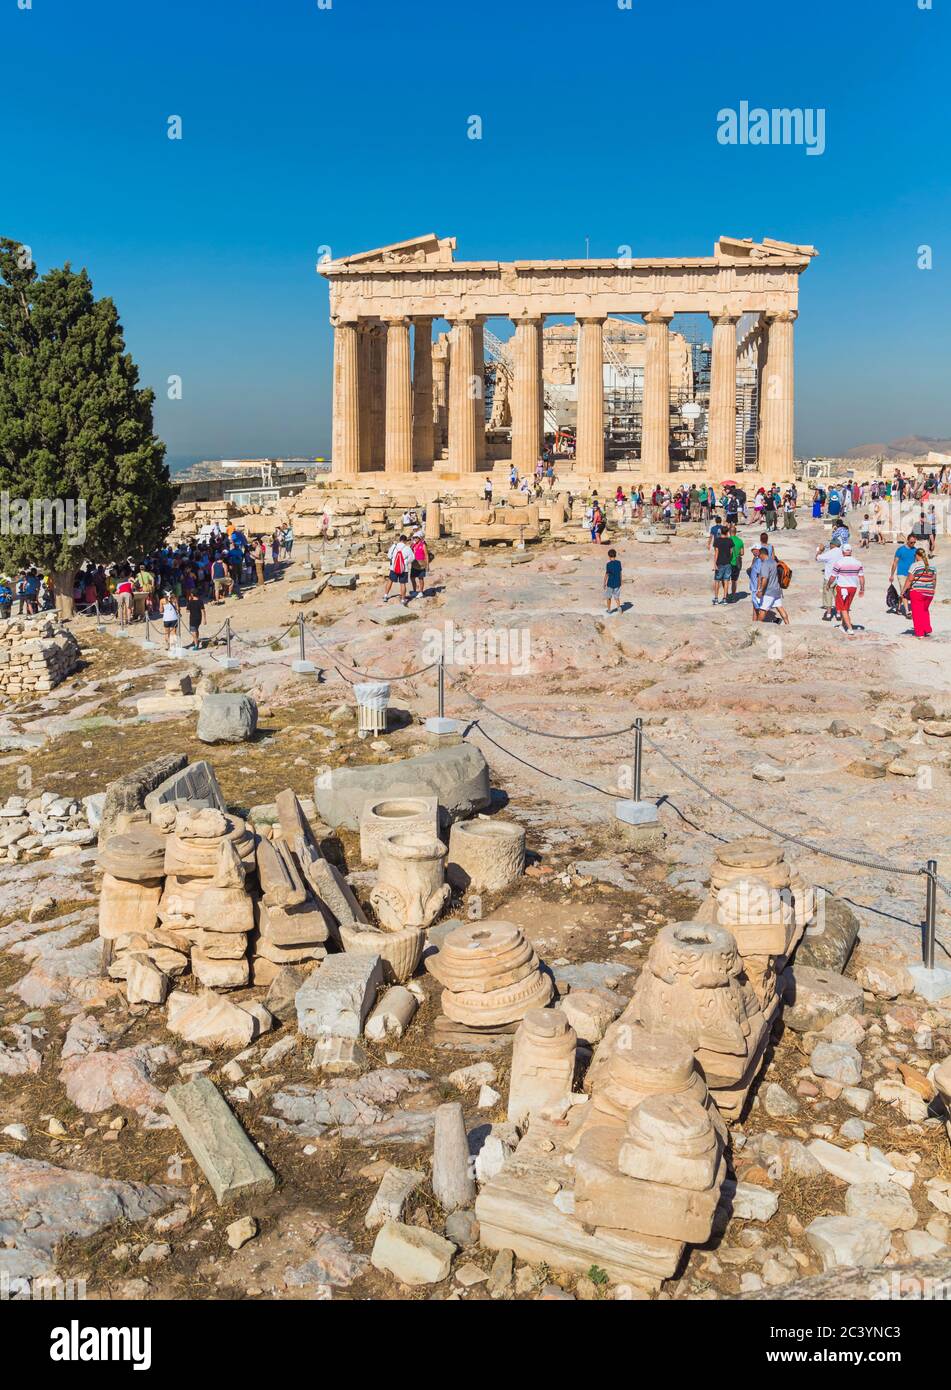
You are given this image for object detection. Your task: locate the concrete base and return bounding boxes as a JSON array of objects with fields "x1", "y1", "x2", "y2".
[
  {"x1": 141, "y1": 639, "x2": 159, "y2": 650},
  {"x1": 292, "y1": 660, "x2": 316, "y2": 674},
  {"x1": 425, "y1": 717, "x2": 467, "y2": 735},
  {"x1": 615, "y1": 800, "x2": 660, "y2": 826},
  {"x1": 219, "y1": 657, "x2": 240, "y2": 670},
  {"x1": 908, "y1": 964, "x2": 951, "y2": 1003}
]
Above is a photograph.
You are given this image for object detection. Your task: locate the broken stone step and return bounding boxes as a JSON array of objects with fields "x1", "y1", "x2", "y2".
[{"x1": 164, "y1": 1074, "x2": 276, "y2": 1206}]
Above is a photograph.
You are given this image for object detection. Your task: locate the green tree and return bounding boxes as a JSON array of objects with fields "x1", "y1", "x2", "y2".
[{"x1": 0, "y1": 238, "x2": 174, "y2": 616}]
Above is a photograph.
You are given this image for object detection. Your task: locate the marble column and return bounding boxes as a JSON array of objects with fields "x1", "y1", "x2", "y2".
[
  {"x1": 641, "y1": 311, "x2": 673, "y2": 474},
  {"x1": 575, "y1": 317, "x2": 605, "y2": 473},
  {"x1": 331, "y1": 318, "x2": 360, "y2": 478},
  {"x1": 511, "y1": 315, "x2": 543, "y2": 474},
  {"x1": 707, "y1": 313, "x2": 739, "y2": 477},
  {"x1": 412, "y1": 317, "x2": 434, "y2": 469},
  {"x1": 472, "y1": 318, "x2": 486, "y2": 469},
  {"x1": 448, "y1": 318, "x2": 478, "y2": 474},
  {"x1": 368, "y1": 323, "x2": 387, "y2": 470},
  {"x1": 432, "y1": 344, "x2": 449, "y2": 451},
  {"x1": 357, "y1": 323, "x2": 373, "y2": 472},
  {"x1": 758, "y1": 310, "x2": 797, "y2": 476},
  {"x1": 383, "y1": 317, "x2": 413, "y2": 475}
]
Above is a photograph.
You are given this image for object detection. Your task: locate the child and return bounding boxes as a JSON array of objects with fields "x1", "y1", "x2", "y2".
[
  {"x1": 604, "y1": 548, "x2": 623, "y2": 614},
  {"x1": 860, "y1": 514, "x2": 871, "y2": 549}
]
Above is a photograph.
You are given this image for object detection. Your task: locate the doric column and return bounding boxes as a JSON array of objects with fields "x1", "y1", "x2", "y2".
[
  {"x1": 432, "y1": 343, "x2": 449, "y2": 450},
  {"x1": 758, "y1": 310, "x2": 797, "y2": 476},
  {"x1": 472, "y1": 318, "x2": 486, "y2": 469},
  {"x1": 412, "y1": 317, "x2": 434, "y2": 468},
  {"x1": 511, "y1": 315, "x2": 543, "y2": 473},
  {"x1": 368, "y1": 324, "x2": 386, "y2": 469},
  {"x1": 331, "y1": 318, "x2": 360, "y2": 478},
  {"x1": 707, "y1": 313, "x2": 739, "y2": 477},
  {"x1": 448, "y1": 317, "x2": 478, "y2": 474},
  {"x1": 575, "y1": 317, "x2": 605, "y2": 473},
  {"x1": 383, "y1": 316, "x2": 413, "y2": 475},
  {"x1": 357, "y1": 323, "x2": 373, "y2": 472},
  {"x1": 641, "y1": 311, "x2": 673, "y2": 474}
]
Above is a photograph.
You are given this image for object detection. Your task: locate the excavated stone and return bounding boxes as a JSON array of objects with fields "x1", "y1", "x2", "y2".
[
  {"x1": 314, "y1": 742, "x2": 491, "y2": 830},
  {"x1": 196, "y1": 694, "x2": 258, "y2": 744},
  {"x1": 164, "y1": 1075, "x2": 276, "y2": 1205},
  {"x1": 295, "y1": 954, "x2": 383, "y2": 1039}
]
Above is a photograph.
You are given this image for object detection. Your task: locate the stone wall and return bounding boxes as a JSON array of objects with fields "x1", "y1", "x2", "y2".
[{"x1": 0, "y1": 618, "x2": 81, "y2": 697}]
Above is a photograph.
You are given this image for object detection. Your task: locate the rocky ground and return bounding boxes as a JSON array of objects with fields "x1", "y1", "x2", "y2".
[{"x1": 1, "y1": 510, "x2": 951, "y2": 1302}]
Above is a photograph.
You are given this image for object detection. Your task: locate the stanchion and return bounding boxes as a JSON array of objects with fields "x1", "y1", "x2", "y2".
[
  {"x1": 615, "y1": 715, "x2": 659, "y2": 844},
  {"x1": 425, "y1": 655, "x2": 463, "y2": 735},
  {"x1": 221, "y1": 617, "x2": 239, "y2": 670},
  {"x1": 633, "y1": 716, "x2": 643, "y2": 802},
  {"x1": 908, "y1": 859, "x2": 951, "y2": 1001},
  {"x1": 94, "y1": 601, "x2": 104, "y2": 633},
  {"x1": 291, "y1": 613, "x2": 315, "y2": 674},
  {"x1": 142, "y1": 611, "x2": 157, "y2": 650}
]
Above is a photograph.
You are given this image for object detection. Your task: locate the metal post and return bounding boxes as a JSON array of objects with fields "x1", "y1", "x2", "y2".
[
  {"x1": 292, "y1": 613, "x2": 314, "y2": 674},
  {"x1": 438, "y1": 657, "x2": 445, "y2": 719},
  {"x1": 633, "y1": 717, "x2": 643, "y2": 802},
  {"x1": 298, "y1": 613, "x2": 306, "y2": 664},
  {"x1": 176, "y1": 613, "x2": 183, "y2": 652},
  {"x1": 925, "y1": 859, "x2": 938, "y2": 970},
  {"x1": 225, "y1": 618, "x2": 233, "y2": 663},
  {"x1": 94, "y1": 600, "x2": 103, "y2": 632}
]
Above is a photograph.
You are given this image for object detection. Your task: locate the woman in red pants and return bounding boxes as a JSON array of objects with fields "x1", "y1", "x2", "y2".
[{"x1": 903, "y1": 548, "x2": 937, "y2": 637}]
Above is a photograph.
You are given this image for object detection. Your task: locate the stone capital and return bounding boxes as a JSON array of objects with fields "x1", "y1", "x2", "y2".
[
  {"x1": 708, "y1": 311, "x2": 740, "y2": 325},
  {"x1": 381, "y1": 314, "x2": 411, "y2": 327},
  {"x1": 764, "y1": 309, "x2": 798, "y2": 324},
  {"x1": 576, "y1": 315, "x2": 607, "y2": 326},
  {"x1": 330, "y1": 316, "x2": 361, "y2": 329},
  {"x1": 511, "y1": 311, "x2": 545, "y2": 325},
  {"x1": 642, "y1": 311, "x2": 674, "y2": 325}
]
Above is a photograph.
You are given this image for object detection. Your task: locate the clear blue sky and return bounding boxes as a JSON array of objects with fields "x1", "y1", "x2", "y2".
[{"x1": 3, "y1": 0, "x2": 948, "y2": 465}]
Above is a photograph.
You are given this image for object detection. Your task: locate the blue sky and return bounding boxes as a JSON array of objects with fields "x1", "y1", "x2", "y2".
[{"x1": 3, "y1": 0, "x2": 948, "y2": 465}]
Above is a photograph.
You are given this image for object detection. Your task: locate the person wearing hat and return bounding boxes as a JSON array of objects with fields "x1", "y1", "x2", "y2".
[
  {"x1": 410, "y1": 530, "x2": 429, "y2": 599},
  {"x1": 830, "y1": 542, "x2": 865, "y2": 634}
]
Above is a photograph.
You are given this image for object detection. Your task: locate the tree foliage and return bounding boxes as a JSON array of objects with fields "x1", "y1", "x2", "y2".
[{"x1": 0, "y1": 238, "x2": 174, "y2": 582}]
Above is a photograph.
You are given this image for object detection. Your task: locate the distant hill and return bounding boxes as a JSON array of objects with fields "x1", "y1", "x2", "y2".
[{"x1": 842, "y1": 435, "x2": 951, "y2": 461}]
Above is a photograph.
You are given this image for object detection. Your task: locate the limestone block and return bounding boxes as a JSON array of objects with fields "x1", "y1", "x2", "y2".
[
  {"x1": 191, "y1": 950, "x2": 249, "y2": 990},
  {"x1": 574, "y1": 1125, "x2": 724, "y2": 1244},
  {"x1": 303, "y1": 854, "x2": 369, "y2": 930},
  {"x1": 365, "y1": 1167, "x2": 426, "y2": 1230},
  {"x1": 257, "y1": 899, "x2": 330, "y2": 948},
  {"x1": 365, "y1": 986, "x2": 418, "y2": 1041},
  {"x1": 845, "y1": 1182, "x2": 916, "y2": 1232},
  {"x1": 295, "y1": 953, "x2": 383, "y2": 1039},
  {"x1": 370, "y1": 1221, "x2": 456, "y2": 1286},
  {"x1": 795, "y1": 894, "x2": 861, "y2": 974},
  {"x1": 557, "y1": 989, "x2": 622, "y2": 1045},
  {"x1": 263, "y1": 965, "x2": 307, "y2": 1022},
  {"x1": 446, "y1": 818, "x2": 526, "y2": 894},
  {"x1": 810, "y1": 1040, "x2": 863, "y2": 1087},
  {"x1": 359, "y1": 795, "x2": 439, "y2": 867},
  {"x1": 166, "y1": 990, "x2": 257, "y2": 1050},
  {"x1": 193, "y1": 884, "x2": 255, "y2": 934},
  {"x1": 617, "y1": 1094, "x2": 720, "y2": 1190},
  {"x1": 164, "y1": 815, "x2": 256, "y2": 878},
  {"x1": 164, "y1": 1075, "x2": 276, "y2": 1206},
  {"x1": 256, "y1": 836, "x2": 308, "y2": 909},
  {"x1": 314, "y1": 742, "x2": 491, "y2": 830},
  {"x1": 369, "y1": 833, "x2": 450, "y2": 931},
  {"x1": 784, "y1": 965, "x2": 864, "y2": 1033},
  {"x1": 805, "y1": 1215, "x2": 891, "y2": 1271},
  {"x1": 98, "y1": 874, "x2": 163, "y2": 940},
  {"x1": 196, "y1": 693, "x2": 258, "y2": 744},
  {"x1": 125, "y1": 954, "x2": 171, "y2": 1006},
  {"x1": 144, "y1": 759, "x2": 225, "y2": 815},
  {"x1": 100, "y1": 753, "x2": 188, "y2": 842},
  {"x1": 507, "y1": 1009, "x2": 577, "y2": 1126}
]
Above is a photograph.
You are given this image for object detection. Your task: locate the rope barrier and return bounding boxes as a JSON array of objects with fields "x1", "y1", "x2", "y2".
[{"x1": 303, "y1": 621, "x2": 440, "y2": 681}]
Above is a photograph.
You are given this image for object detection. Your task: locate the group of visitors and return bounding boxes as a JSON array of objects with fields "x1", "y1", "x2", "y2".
[{"x1": 383, "y1": 530, "x2": 431, "y2": 607}]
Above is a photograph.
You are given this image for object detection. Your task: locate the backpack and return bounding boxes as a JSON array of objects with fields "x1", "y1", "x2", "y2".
[
  {"x1": 776, "y1": 559, "x2": 792, "y2": 590},
  {"x1": 392, "y1": 546, "x2": 405, "y2": 575}
]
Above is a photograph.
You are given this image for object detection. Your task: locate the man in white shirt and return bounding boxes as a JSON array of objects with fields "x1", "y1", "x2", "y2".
[
  {"x1": 815, "y1": 537, "x2": 842, "y2": 622},
  {"x1": 830, "y1": 543, "x2": 865, "y2": 634},
  {"x1": 383, "y1": 535, "x2": 414, "y2": 606}
]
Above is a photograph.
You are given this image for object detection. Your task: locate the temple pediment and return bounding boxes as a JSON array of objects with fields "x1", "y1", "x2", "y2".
[{"x1": 327, "y1": 234, "x2": 457, "y2": 269}]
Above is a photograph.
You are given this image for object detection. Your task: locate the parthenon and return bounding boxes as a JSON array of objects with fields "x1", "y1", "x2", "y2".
[{"x1": 320, "y1": 233, "x2": 818, "y2": 488}]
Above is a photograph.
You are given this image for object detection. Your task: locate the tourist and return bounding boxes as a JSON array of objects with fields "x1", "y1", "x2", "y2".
[
  {"x1": 270, "y1": 530, "x2": 281, "y2": 571},
  {"x1": 859, "y1": 514, "x2": 871, "y2": 549},
  {"x1": 711, "y1": 527, "x2": 734, "y2": 605},
  {"x1": 410, "y1": 531, "x2": 429, "y2": 598},
  {"x1": 815, "y1": 536, "x2": 842, "y2": 622},
  {"x1": 546, "y1": 463, "x2": 555, "y2": 490},
  {"x1": 0, "y1": 578, "x2": 11, "y2": 620},
  {"x1": 707, "y1": 513, "x2": 723, "y2": 549},
  {"x1": 928, "y1": 505, "x2": 937, "y2": 554},
  {"x1": 603, "y1": 547, "x2": 623, "y2": 615},
  {"x1": 728, "y1": 524, "x2": 744, "y2": 602},
  {"x1": 282, "y1": 523, "x2": 294, "y2": 559},
  {"x1": 755, "y1": 548, "x2": 790, "y2": 625},
  {"x1": 812, "y1": 488, "x2": 823, "y2": 520},
  {"x1": 161, "y1": 591, "x2": 180, "y2": 650},
  {"x1": 184, "y1": 588, "x2": 205, "y2": 649},
  {"x1": 115, "y1": 569, "x2": 134, "y2": 626},
  {"x1": 902, "y1": 548, "x2": 937, "y2": 638},
  {"x1": 763, "y1": 490, "x2": 778, "y2": 532},
  {"x1": 383, "y1": 534, "x2": 413, "y2": 606},
  {"x1": 484, "y1": 476, "x2": 494, "y2": 503},
  {"x1": 211, "y1": 554, "x2": 230, "y2": 604},
  {"x1": 830, "y1": 543, "x2": 864, "y2": 634},
  {"x1": 889, "y1": 534, "x2": 918, "y2": 618},
  {"x1": 509, "y1": 464, "x2": 518, "y2": 490},
  {"x1": 758, "y1": 530, "x2": 774, "y2": 560},
  {"x1": 748, "y1": 546, "x2": 764, "y2": 620}
]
